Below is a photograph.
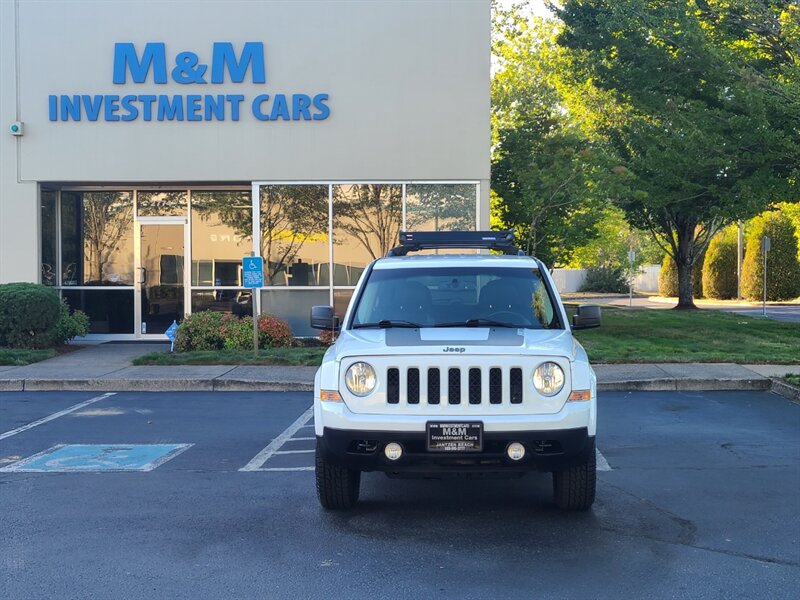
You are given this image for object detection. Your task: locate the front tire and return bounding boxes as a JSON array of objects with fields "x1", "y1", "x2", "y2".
[
  {"x1": 315, "y1": 441, "x2": 361, "y2": 510},
  {"x1": 552, "y1": 441, "x2": 596, "y2": 511}
]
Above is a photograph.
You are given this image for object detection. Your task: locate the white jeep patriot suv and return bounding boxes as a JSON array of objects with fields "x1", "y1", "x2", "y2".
[{"x1": 310, "y1": 231, "x2": 601, "y2": 511}]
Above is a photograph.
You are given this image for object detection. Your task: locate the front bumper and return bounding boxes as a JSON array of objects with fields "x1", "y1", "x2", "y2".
[{"x1": 317, "y1": 426, "x2": 594, "y2": 473}]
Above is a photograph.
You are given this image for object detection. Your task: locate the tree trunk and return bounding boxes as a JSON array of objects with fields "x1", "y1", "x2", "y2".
[
  {"x1": 674, "y1": 222, "x2": 697, "y2": 309},
  {"x1": 675, "y1": 258, "x2": 696, "y2": 309}
]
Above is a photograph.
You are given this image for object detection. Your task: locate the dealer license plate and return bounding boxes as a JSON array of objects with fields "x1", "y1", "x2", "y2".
[{"x1": 426, "y1": 422, "x2": 483, "y2": 452}]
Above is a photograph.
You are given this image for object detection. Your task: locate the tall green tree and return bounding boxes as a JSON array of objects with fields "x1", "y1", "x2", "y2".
[
  {"x1": 554, "y1": 0, "x2": 799, "y2": 307},
  {"x1": 492, "y1": 7, "x2": 617, "y2": 267}
]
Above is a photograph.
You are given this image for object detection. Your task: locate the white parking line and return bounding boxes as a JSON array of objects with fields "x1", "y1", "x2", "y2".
[
  {"x1": 239, "y1": 407, "x2": 313, "y2": 472},
  {"x1": 286, "y1": 437, "x2": 315, "y2": 442},
  {"x1": 0, "y1": 393, "x2": 116, "y2": 442},
  {"x1": 273, "y1": 449, "x2": 314, "y2": 455},
  {"x1": 258, "y1": 466, "x2": 315, "y2": 472},
  {"x1": 596, "y1": 449, "x2": 612, "y2": 472}
]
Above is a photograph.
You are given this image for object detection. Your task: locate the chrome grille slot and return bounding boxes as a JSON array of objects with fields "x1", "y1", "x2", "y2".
[
  {"x1": 448, "y1": 368, "x2": 461, "y2": 404},
  {"x1": 489, "y1": 368, "x2": 502, "y2": 404},
  {"x1": 468, "y1": 368, "x2": 482, "y2": 404},
  {"x1": 387, "y1": 368, "x2": 400, "y2": 404},
  {"x1": 427, "y1": 368, "x2": 440, "y2": 404},
  {"x1": 407, "y1": 368, "x2": 420, "y2": 404}
]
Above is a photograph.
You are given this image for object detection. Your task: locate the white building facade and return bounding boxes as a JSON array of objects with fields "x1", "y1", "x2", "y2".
[{"x1": 0, "y1": 0, "x2": 490, "y2": 338}]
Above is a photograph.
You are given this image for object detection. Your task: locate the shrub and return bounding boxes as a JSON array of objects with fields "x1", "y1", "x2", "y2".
[
  {"x1": 174, "y1": 310, "x2": 232, "y2": 351},
  {"x1": 319, "y1": 329, "x2": 338, "y2": 345},
  {"x1": 741, "y1": 211, "x2": 800, "y2": 301},
  {"x1": 658, "y1": 253, "x2": 704, "y2": 298},
  {"x1": 258, "y1": 314, "x2": 293, "y2": 348},
  {"x1": 221, "y1": 317, "x2": 255, "y2": 351},
  {"x1": 579, "y1": 265, "x2": 629, "y2": 294},
  {"x1": 0, "y1": 283, "x2": 62, "y2": 348},
  {"x1": 702, "y1": 227, "x2": 739, "y2": 300},
  {"x1": 49, "y1": 301, "x2": 90, "y2": 345}
]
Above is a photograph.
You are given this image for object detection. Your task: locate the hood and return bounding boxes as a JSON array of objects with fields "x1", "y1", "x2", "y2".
[{"x1": 334, "y1": 327, "x2": 576, "y2": 360}]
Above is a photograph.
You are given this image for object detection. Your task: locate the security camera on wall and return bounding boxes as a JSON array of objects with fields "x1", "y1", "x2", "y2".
[{"x1": 9, "y1": 121, "x2": 23, "y2": 136}]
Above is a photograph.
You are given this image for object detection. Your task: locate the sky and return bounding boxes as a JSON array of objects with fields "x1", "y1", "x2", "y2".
[{"x1": 496, "y1": 0, "x2": 553, "y2": 18}]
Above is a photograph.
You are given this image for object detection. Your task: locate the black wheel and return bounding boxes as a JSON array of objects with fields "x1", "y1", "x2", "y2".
[
  {"x1": 315, "y1": 441, "x2": 361, "y2": 510},
  {"x1": 552, "y1": 441, "x2": 596, "y2": 511}
]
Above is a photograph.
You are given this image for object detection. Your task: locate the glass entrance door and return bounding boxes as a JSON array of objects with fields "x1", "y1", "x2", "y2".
[{"x1": 137, "y1": 223, "x2": 186, "y2": 335}]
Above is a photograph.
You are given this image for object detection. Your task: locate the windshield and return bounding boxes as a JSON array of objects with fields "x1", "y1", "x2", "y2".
[{"x1": 351, "y1": 266, "x2": 560, "y2": 329}]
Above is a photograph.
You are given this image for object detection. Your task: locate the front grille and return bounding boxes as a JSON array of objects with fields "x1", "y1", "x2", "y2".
[
  {"x1": 510, "y1": 368, "x2": 523, "y2": 404},
  {"x1": 387, "y1": 368, "x2": 399, "y2": 404},
  {"x1": 448, "y1": 368, "x2": 461, "y2": 404},
  {"x1": 382, "y1": 366, "x2": 532, "y2": 406},
  {"x1": 428, "y1": 368, "x2": 440, "y2": 404},
  {"x1": 489, "y1": 368, "x2": 502, "y2": 404},
  {"x1": 407, "y1": 368, "x2": 420, "y2": 404},
  {"x1": 468, "y1": 368, "x2": 481, "y2": 404}
]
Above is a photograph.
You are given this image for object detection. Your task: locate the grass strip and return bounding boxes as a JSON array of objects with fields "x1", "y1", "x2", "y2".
[
  {"x1": 134, "y1": 347, "x2": 328, "y2": 366},
  {"x1": 784, "y1": 374, "x2": 800, "y2": 387},
  {"x1": 0, "y1": 348, "x2": 56, "y2": 366}
]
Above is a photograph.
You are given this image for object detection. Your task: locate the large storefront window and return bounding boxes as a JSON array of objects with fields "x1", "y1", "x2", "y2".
[
  {"x1": 40, "y1": 182, "x2": 479, "y2": 337},
  {"x1": 406, "y1": 183, "x2": 477, "y2": 232},
  {"x1": 40, "y1": 190, "x2": 57, "y2": 286},
  {"x1": 260, "y1": 185, "x2": 329, "y2": 286},
  {"x1": 60, "y1": 191, "x2": 134, "y2": 286},
  {"x1": 332, "y1": 184, "x2": 402, "y2": 286},
  {"x1": 189, "y1": 190, "x2": 252, "y2": 315}
]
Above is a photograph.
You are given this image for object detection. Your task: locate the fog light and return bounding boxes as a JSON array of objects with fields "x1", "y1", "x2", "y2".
[
  {"x1": 384, "y1": 442, "x2": 403, "y2": 461},
  {"x1": 507, "y1": 442, "x2": 526, "y2": 461}
]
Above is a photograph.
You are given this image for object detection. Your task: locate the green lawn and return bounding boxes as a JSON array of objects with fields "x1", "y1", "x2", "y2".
[
  {"x1": 570, "y1": 306, "x2": 800, "y2": 364},
  {"x1": 134, "y1": 347, "x2": 328, "y2": 366},
  {"x1": 784, "y1": 374, "x2": 800, "y2": 387},
  {"x1": 0, "y1": 348, "x2": 56, "y2": 366}
]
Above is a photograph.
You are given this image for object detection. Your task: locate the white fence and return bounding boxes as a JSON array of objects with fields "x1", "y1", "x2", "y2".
[{"x1": 551, "y1": 265, "x2": 660, "y2": 293}]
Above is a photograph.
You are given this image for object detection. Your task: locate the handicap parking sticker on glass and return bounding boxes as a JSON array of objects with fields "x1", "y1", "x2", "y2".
[{"x1": 0, "y1": 444, "x2": 192, "y2": 473}]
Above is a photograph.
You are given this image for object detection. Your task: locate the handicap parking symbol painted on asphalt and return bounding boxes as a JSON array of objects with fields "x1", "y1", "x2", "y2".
[{"x1": 0, "y1": 444, "x2": 193, "y2": 473}]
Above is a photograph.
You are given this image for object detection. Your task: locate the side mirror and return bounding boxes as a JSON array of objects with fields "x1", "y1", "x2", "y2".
[
  {"x1": 572, "y1": 305, "x2": 601, "y2": 330},
  {"x1": 310, "y1": 305, "x2": 340, "y2": 331}
]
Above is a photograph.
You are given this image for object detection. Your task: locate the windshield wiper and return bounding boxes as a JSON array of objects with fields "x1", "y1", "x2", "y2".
[
  {"x1": 434, "y1": 318, "x2": 519, "y2": 328},
  {"x1": 353, "y1": 319, "x2": 421, "y2": 329}
]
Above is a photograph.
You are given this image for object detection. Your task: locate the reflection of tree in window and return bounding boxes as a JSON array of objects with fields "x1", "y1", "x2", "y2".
[
  {"x1": 137, "y1": 191, "x2": 187, "y2": 217},
  {"x1": 260, "y1": 186, "x2": 328, "y2": 285},
  {"x1": 334, "y1": 184, "x2": 402, "y2": 259},
  {"x1": 192, "y1": 192, "x2": 252, "y2": 242},
  {"x1": 406, "y1": 184, "x2": 476, "y2": 232},
  {"x1": 82, "y1": 192, "x2": 133, "y2": 284}
]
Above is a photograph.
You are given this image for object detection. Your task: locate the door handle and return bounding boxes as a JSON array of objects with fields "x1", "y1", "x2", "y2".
[{"x1": 139, "y1": 267, "x2": 147, "y2": 285}]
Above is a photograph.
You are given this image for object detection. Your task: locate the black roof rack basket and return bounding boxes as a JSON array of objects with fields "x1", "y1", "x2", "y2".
[{"x1": 387, "y1": 230, "x2": 524, "y2": 257}]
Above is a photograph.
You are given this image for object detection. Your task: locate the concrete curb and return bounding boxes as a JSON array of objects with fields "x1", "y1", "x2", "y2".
[
  {"x1": 770, "y1": 379, "x2": 800, "y2": 403},
  {"x1": 1, "y1": 377, "x2": 771, "y2": 393},
  {"x1": 598, "y1": 377, "x2": 772, "y2": 392}
]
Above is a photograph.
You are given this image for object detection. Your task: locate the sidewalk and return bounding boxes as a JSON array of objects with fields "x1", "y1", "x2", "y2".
[{"x1": 1, "y1": 343, "x2": 796, "y2": 394}]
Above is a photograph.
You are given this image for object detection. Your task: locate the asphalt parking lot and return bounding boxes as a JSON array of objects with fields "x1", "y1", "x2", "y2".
[{"x1": 1, "y1": 390, "x2": 798, "y2": 599}]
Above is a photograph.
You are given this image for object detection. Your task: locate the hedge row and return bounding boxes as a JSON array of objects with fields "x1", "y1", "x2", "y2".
[
  {"x1": 175, "y1": 311, "x2": 293, "y2": 351},
  {"x1": 0, "y1": 283, "x2": 89, "y2": 348},
  {"x1": 658, "y1": 211, "x2": 800, "y2": 301}
]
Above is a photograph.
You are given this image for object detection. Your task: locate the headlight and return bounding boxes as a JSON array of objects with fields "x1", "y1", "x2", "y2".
[
  {"x1": 345, "y1": 362, "x2": 377, "y2": 396},
  {"x1": 532, "y1": 362, "x2": 565, "y2": 396}
]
